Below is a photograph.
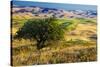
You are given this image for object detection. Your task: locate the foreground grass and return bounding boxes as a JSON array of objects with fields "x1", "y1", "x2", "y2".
[{"x1": 12, "y1": 39, "x2": 97, "y2": 66}]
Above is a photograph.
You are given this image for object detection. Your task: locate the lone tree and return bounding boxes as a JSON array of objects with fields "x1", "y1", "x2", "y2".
[{"x1": 15, "y1": 17, "x2": 78, "y2": 49}]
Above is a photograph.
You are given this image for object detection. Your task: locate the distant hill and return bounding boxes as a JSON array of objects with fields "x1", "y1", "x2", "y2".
[{"x1": 12, "y1": 1, "x2": 97, "y2": 11}]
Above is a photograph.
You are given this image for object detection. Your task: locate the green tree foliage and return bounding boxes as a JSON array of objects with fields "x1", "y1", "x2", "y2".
[{"x1": 15, "y1": 17, "x2": 78, "y2": 49}]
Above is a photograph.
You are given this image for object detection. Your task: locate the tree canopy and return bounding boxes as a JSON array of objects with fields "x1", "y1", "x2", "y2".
[{"x1": 15, "y1": 17, "x2": 78, "y2": 49}]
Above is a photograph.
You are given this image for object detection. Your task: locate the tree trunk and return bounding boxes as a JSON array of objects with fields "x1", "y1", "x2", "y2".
[{"x1": 37, "y1": 40, "x2": 45, "y2": 50}]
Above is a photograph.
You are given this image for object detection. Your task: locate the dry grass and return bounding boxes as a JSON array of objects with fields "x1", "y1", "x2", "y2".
[{"x1": 12, "y1": 39, "x2": 97, "y2": 66}]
